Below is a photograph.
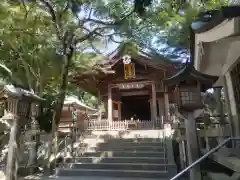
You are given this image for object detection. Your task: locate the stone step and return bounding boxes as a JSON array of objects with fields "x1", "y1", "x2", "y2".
[
  {"x1": 98, "y1": 141, "x2": 165, "y2": 147},
  {"x1": 207, "y1": 172, "x2": 231, "y2": 180},
  {"x1": 91, "y1": 145, "x2": 165, "y2": 152},
  {"x1": 82, "y1": 151, "x2": 166, "y2": 158},
  {"x1": 70, "y1": 163, "x2": 168, "y2": 171},
  {"x1": 91, "y1": 130, "x2": 164, "y2": 139},
  {"x1": 64, "y1": 156, "x2": 167, "y2": 164},
  {"x1": 100, "y1": 138, "x2": 165, "y2": 143},
  {"x1": 51, "y1": 177, "x2": 170, "y2": 180},
  {"x1": 53, "y1": 177, "x2": 168, "y2": 180},
  {"x1": 56, "y1": 168, "x2": 170, "y2": 178}
]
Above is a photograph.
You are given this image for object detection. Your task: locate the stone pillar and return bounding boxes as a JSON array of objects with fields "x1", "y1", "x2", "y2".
[
  {"x1": 6, "y1": 115, "x2": 21, "y2": 180},
  {"x1": 28, "y1": 103, "x2": 38, "y2": 173},
  {"x1": 108, "y1": 84, "x2": 113, "y2": 124},
  {"x1": 179, "y1": 140, "x2": 187, "y2": 170},
  {"x1": 223, "y1": 76, "x2": 235, "y2": 148},
  {"x1": 225, "y1": 72, "x2": 239, "y2": 140},
  {"x1": 151, "y1": 82, "x2": 157, "y2": 128},
  {"x1": 184, "y1": 112, "x2": 201, "y2": 180},
  {"x1": 213, "y1": 87, "x2": 225, "y2": 124}
]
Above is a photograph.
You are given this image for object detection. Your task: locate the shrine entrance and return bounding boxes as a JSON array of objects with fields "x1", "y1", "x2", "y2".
[
  {"x1": 72, "y1": 47, "x2": 178, "y2": 130},
  {"x1": 121, "y1": 95, "x2": 151, "y2": 120}
]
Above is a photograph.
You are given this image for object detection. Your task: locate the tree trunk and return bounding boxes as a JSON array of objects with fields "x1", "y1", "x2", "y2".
[{"x1": 44, "y1": 45, "x2": 73, "y2": 174}]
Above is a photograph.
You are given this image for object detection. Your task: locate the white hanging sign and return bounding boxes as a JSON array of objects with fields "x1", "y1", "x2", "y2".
[
  {"x1": 118, "y1": 82, "x2": 145, "y2": 89},
  {"x1": 122, "y1": 55, "x2": 131, "y2": 64}
]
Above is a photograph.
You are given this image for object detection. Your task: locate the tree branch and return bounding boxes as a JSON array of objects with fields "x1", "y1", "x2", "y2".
[
  {"x1": 75, "y1": 27, "x2": 105, "y2": 44},
  {"x1": 39, "y1": 0, "x2": 62, "y2": 40},
  {"x1": 59, "y1": 1, "x2": 70, "y2": 20},
  {"x1": 81, "y1": 10, "x2": 134, "y2": 26}
]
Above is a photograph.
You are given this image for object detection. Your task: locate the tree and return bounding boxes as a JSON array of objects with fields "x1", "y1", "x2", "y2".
[
  {"x1": 10, "y1": 0, "x2": 142, "y2": 173},
  {"x1": 130, "y1": 0, "x2": 229, "y2": 60},
  {"x1": 0, "y1": 1, "x2": 62, "y2": 93}
]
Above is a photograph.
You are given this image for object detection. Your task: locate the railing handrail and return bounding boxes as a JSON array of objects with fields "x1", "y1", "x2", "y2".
[{"x1": 170, "y1": 137, "x2": 240, "y2": 180}]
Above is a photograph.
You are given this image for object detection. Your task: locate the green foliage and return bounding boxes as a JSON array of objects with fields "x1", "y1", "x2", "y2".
[
  {"x1": 0, "y1": 1, "x2": 62, "y2": 91},
  {"x1": 127, "y1": 0, "x2": 230, "y2": 51},
  {"x1": 119, "y1": 41, "x2": 140, "y2": 57}
]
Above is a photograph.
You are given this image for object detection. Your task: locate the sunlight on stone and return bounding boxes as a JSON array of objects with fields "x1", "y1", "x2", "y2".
[{"x1": 106, "y1": 151, "x2": 113, "y2": 157}]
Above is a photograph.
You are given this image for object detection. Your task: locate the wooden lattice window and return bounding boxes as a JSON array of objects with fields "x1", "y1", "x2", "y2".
[{"x1": 230, "y1": 61, "x2": 240, "y2": 114}]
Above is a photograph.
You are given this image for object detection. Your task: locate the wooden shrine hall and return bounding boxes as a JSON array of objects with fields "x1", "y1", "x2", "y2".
[{"x1": 72, "y1": 48, "x2": 179, "y2": 130}]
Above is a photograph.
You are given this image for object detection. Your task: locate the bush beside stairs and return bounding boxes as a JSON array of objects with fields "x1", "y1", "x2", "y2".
[{"x1": 55, "y1": 129, "x2": 177, "y2": 179}]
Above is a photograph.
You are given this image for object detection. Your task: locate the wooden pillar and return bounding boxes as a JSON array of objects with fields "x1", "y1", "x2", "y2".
[
  {"x1": 151, "y1": 81, "x2": 157, "y2": 128},
  {"x1": 158, "y1": 99, "x2": 161, "y2": 119},
  {"x1": 164, "y1": 90, "x2": 170, "y2": 122},
  {"x1": 97, "y1": 91, "x2": 102, "y2": 121},
  {"x1": 118, "y1": 102, "x2": 121, "y2": 121},
  {"x1": 184, "y1": 112, "x2": 201, "y2": 180},
  {"x1": 158, "y1": 98, "x2": 164, "y2": 128},
  {"x1": 163, "y1": 73, "x2": 170, "y2": 122},
  {"x1": 149, "y1": 100, "x2": 152, "y2": 120},
  {"x1": 108, "y1": 84, "x2": 113, "y2": 124}
]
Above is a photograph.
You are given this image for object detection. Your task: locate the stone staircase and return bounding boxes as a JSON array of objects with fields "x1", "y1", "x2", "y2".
[{"x1": 55, "y1": 130, "x2": 177, "y2": 179}]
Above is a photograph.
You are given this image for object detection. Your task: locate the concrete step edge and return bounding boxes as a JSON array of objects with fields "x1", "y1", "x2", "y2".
[
  {"x1": 97, "y1": 145, "x2": 165, "y2": 148},
  {"x1": 56, "y1": 168, "x2": 168, "y2": 173},
  {"x1": 64, "y1": 156, "x2": 166, "y2": 160},
  {"x1": 70, "y1": 162, "x2": 168, "y2": 166},
  {"x1": 84, "y1": 150, "x2": 166, "y2": 153},
  {"x1": 54, "y1": 176, "x2": 169, "y2": 180}
]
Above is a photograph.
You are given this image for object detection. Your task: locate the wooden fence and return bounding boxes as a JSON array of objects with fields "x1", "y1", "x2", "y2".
[{"x1": 84, "y1": 116, "x2": 176, "y2": 130}]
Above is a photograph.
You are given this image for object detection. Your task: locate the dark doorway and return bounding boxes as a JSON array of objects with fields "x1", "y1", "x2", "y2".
[{"x1": 121, "y1": 95, "x2": 151, "y2": 120}]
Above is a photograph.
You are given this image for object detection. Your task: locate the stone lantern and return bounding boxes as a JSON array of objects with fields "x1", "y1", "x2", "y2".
[
  {"x1": 167, "y1": 64, "x2": 217, "y2": 112},
  {"x1": 164, "y1": 63, "x2": 218, "y2": 180},
  {"x1": 0, "y1": 85, "x2": 43, "y2": 180}
]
